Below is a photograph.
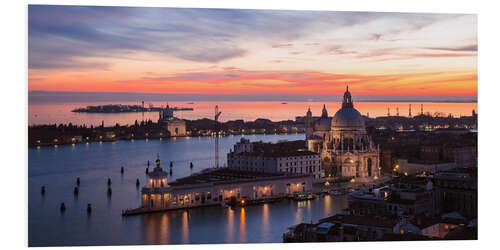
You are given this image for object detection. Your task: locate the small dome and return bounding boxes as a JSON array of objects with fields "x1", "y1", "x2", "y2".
[
  {"x1": 314, "y1": 104, "x2": 331, "y2": 131},
  {"x1": 314, "y1": 116, "x2": 332, "y2": 131}
]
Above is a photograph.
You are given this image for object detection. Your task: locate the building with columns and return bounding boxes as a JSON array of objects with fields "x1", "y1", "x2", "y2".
[{"x1": 305, "y1": 86, "x2": 380, "y2": 181}]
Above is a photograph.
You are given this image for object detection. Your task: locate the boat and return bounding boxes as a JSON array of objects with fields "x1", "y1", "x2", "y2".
[
  {"x1": 331, "y1": 190, "x2": 345, "y2": 196},
  {"x1": 293, "y1": 193, "x2": 315, "y2": 201},
  {"x1": 281, "y1": 102, "x2": 288, "y2": 104}
]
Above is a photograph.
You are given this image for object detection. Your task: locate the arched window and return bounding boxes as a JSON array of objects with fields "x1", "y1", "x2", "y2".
[{"x1": 367, "y1": 158, "x2": 372, "y2": 177}]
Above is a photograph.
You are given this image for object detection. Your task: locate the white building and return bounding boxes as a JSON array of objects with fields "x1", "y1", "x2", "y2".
[
  {"x1": 227, "y1": 138, "x2": 324, "y2": 179},
  {"x1": 125, "y1": 155, "x2": 314, "y2": 214},
  {"x1": 158, "y1": 104, "x2": 186, "y2": 136},
  {"x1": 305, "y1": 86, "x2": 380, "y2": 181}
]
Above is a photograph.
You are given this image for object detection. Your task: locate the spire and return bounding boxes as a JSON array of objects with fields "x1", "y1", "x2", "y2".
[
  {"x1": 342, "y1": 85, "x2": 353, "y2": 108},
  {"x1": 321, "y1": 104, "x2": 328, "y2": 117}
]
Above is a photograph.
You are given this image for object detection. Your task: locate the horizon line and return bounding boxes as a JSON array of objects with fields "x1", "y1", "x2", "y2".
[{"x1": 28, "y1": 90, "x2": 477, "y2": 103}]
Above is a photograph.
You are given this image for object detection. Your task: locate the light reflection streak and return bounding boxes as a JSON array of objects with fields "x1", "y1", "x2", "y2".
[
  {"x1": 239, "y1": 208, "x2": 246, "y2": 243},
  {"x1": 261, "y1": 204, "x2": 270, "y2": 242},
  {"x1": 181, "y1": 211, "x2": 189, "y2": 243},
  {"x1": 227, "y1": 208, "x2": 234, "y2": 243}
]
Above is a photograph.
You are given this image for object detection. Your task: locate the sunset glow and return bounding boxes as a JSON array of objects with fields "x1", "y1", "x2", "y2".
[{"x1": 28, "y1": 6, "x2": 477, "y2": 101}]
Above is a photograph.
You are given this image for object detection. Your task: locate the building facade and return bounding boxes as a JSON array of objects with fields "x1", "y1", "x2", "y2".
[
  {"x1": 433, "y1": 171, "x2": 477, "y2": 219},
  {"x1": 227, "y1": 138, "x2": 324, "y2": 179},
  {"x1": 347, "y1": 176, "x2": 436, "y2": 217},
  {"x1": 158, "y1": 104, "x2": 186, "y2": 136},
  {"x1": 131, "y1": 155, "x2": 314, "y2": 213},
  {"x1": 305, "y1": 87, "x2": 380, "y2": 180}
]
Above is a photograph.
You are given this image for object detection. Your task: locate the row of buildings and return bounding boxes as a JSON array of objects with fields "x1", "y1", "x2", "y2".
[
  {"x1": 284, "y1": 211, "x2": 476, "y2": 242},
  {"x1": 29, "y1": 104, "x2": 188, "y2": 147},
  {"x1": 283, "y1": 168, "x2": 477, "y2": 242}
]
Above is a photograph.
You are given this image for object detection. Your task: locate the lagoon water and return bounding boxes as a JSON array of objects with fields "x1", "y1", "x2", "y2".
[
  {"x1": 28, "y1": 100, "x2": 478, "y2": 126},
  {"x1": 28, "y1": 133, "x2": 348, "y2": 246}
]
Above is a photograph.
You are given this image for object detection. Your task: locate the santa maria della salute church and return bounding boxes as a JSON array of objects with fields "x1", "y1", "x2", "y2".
[{"x1": 305, "y1": 87, "x2": 381, "y2": 181}]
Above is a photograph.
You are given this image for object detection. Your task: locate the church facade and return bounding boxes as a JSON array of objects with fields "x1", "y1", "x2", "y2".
[
  {"x1": 158, "y1": 105, "x2": 186, "y2": 137},
  {"x1": 305, "y1": 87, "x2": 380, "y2": 180}
]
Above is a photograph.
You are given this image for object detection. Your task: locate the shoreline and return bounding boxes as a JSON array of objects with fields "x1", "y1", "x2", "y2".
[{"x1": 29, "y1": 132, "x2": 303, "y2": 148}]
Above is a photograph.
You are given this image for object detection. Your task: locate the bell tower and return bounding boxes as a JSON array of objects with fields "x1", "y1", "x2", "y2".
[
  {"x1": 342, "y1": 85, "x2": 354, "y2": 108},
  {"x1": 305, "y1": 107, "x2": 314, "y2": 139}
]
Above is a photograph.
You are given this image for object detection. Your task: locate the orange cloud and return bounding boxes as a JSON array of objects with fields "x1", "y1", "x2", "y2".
[{"x1": 29, "y1": 69, "x2": 477, "y2": 97}]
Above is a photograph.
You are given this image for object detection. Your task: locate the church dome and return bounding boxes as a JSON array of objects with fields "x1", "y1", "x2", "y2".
[
  {"x1": 332, "y1": 108, "x2": 365, "y2": 130},
  {"x1": 331, "y1": 86, "x2": 365, "y2": 131}
]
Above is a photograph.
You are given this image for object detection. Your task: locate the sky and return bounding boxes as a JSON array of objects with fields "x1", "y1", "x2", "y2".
[{"x1": 28, "y1": 5, "x2": 477, "y2": 102}]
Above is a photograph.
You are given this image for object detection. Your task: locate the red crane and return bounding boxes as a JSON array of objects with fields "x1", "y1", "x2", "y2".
[{"x1": 215, "y1": 105, "x2": 222, "y2": 168}]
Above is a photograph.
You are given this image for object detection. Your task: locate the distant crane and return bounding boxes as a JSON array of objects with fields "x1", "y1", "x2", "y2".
[{"x1": 214, "y1": 105, "x2": 222, "y2": 168}]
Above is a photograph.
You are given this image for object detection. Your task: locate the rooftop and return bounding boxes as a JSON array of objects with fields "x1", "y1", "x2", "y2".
[
  {"x1": 234, "y1": 150, "x2": 318, "y2": 158},
  {"x1": 320, "y1": 214, "x2": 398, "y2": 228},
  {"x1": 168, "y1": 168, "x2": 310, "y2": 187}
]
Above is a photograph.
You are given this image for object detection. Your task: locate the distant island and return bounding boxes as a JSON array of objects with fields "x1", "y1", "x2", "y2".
[{"x1": 72, "y1": 104, "x2": 193, "y2": 113}]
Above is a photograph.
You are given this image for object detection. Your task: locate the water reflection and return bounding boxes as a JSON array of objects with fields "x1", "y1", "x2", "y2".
[
  {"x1": 29, "y1": 101, "x2": 477, "y2": 127},
  {"x1": 294, "y1": 203, "x2": 303, "y2": 225},
  {"x1": 182, "y1": 211, "x2": 189, "y2": 243},
  {"x1": 324, "y1": 195, "x2": 332, "y2": 216},
  {"x1": 227, "y1": 208, "x2": 234, "y2": 243},
  {"x1": 239, "y1": 208, "x2": 246, "y2": 243},
  {"x1": 261, "y1": 204, "x2": 270, "y2": 242}
]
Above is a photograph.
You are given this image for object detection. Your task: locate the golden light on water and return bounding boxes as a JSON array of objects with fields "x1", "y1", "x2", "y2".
[
  {"x1": 239, "y1": 208, "x2": 247, "y2": 242},
  {"x1": 181, "y1": 211, "x2": 189, "y2": 243},
  {"x1": 261, "y1": 204, "x2": 270, "y2": 241},
  {"x1": 227, "y1": 207, "x2": 234, "y2": 242}
]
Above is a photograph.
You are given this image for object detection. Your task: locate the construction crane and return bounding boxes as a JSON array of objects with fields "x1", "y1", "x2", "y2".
[{"x1": 214, "y1": 105, "x2": 222, "y2": 168}]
